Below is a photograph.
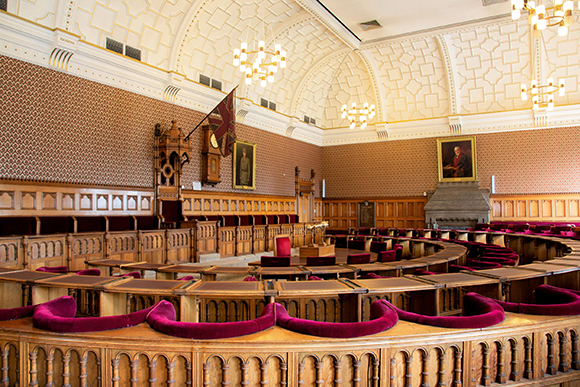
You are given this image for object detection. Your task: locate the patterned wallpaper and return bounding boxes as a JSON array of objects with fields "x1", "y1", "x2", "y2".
[
  {"x1": 0, "y1": 55, "x2": 321, "y2": 197},
  {"x1": 2, "y1": 55, "x2": 579, "y2": 200},
  {"x1": 322, "y1": 127, "x2": 580, "y2": 198}
]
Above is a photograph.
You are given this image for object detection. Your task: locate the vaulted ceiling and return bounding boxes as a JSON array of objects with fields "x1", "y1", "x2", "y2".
[{"x1": 2, "y1": 0, "x2": 579, "y2": 145}]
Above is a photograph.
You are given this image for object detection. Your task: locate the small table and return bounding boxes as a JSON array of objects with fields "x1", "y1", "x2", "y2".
[
  {"x1": 101, "y1": 278, "x2": 197, "y2": 321},
  {"x1": 416, "y1": 272, "x2": 501, "y2": 315},
  {"x1": 348, "y1": 276, "x2": 441, "y2": 315},
  {"x1": 0, "y1": 270, "x2": 63, "y2": 308},
  {"x1": 299, "y1": 244, "x2": 335, "y2": 258},
  {"x1": 274, "y1": 279, "x2": 364, "y2": 322}
]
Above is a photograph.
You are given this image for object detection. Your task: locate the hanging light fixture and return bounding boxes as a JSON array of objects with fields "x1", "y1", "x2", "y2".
[
  {"x1": 341, "y1": 102, "x2": 375, "y2": 129},
  {"x1": 521, "y1": 78, "x2": 565, "y2": 110},
  {"x1": 511, "y1": 0, "x2": 576, "y2": 37},
  {"x1": 232, "y1": 6, "x2": 286, "y2": 87}
]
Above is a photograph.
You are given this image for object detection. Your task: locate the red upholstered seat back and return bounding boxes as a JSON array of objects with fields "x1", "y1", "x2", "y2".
[
  {"x1": 261, "y1": 256, "x2": 291, "y2": 267},
  {"x1": 346, "y1": 253, "x2": 371, "y2": 264},
  {"x1": 377, "y1": 250, "x2": 396, "y2": 262},
  {"x1": 306, "y1": 256, "x2": 336, "y2": 266},
  {"x1": 274, "y1": 236, "x2": 291, "y2": 257}
]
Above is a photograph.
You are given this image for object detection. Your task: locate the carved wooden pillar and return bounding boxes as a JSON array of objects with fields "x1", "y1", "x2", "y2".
[
  {"x1": 437, "y1": 351, "x2": 446, "y2": 387},
  {"x1": 389, "y1": 357, "x2": 396, "y2": 387},
  {"x1": 79, "y1": 353, "x2": 88, "y2": 387},
  {"x1": 241, "y1": 362, "x2": 249, "y2": 386},
  {"x1": 222, "y1": 362, "x2": 230, "y2": 386},
  {"x1": 496, "y1": 343, "x2": 506, "y2": 384},
  {"x1": 405, "y1": 355, "x2": 413, "y2": 387},
  {"x1": 372, "y1": 357, "x2": 380, "y2": 387},
  {"x1": 280, "y1": 361, "x2": 288, "y2": 386},
  {"x1": 524, "y1": 338, "x2": 533, "y2": 379},
  {"x1": 111, "y1": 358, "x2": 120, "y2": 387},
  {"x1": 62, "y1": 352, "x2": 71, "y2": 387},
  {"x1": 29, "y1": 348, "x2": 38, "y2": 387},
  {"x1": 130, "y1": 358, "x2": 139, "y2": 386},
  {"x1": 572, "y1": 332, "x2": 580, "y2": 370},
  {"x1": 1, "y1": 347, "x2": 9, "y2": 386},
  {"x1": 421, "y1": 351, "x2": 430, "y2": 387},
  {"x1": 482, "y1": 346, "x2": 491, "y2": 386},
  {"x1": 202, "y1": 362, "x2": 210, "y2": 386},
  {"x1": 166, "y1": 360, "x2": 175, "y2": 387},
  {"x1": 453, "y1": 349, "x2": 462, "y2": 387},
  {"x1": 558, "y1": 332, "x2": 569, "y2": 372},
  {"x1": 509, "y1": 340, "x2": 520, "y2": 381},
  {"x1": 298, "y1": 361, "x2": 305, "y2": 385},
  {"x1": 546, "y1": 336, "x2": 557, "y2": 375},
  {"x1": 353, "y1": 359, "x2": 361, "y2": 387}
]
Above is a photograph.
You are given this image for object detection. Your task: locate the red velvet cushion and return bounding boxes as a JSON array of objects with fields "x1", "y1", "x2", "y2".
[
  {"x1": 32, "y1": 296, "x2": 154, "y2": 333},
  {"x1": 393, "y1": 293, "x2": 505, "y2": 329},
  {"x1": 275, "y1": 300, "x2": 398, "y2": 338},
  {"x1": 308, "y1": 276, "x2": 323, "y2": 281},
  {"x1": 147, "y1": 300, "x2": 276, "y2": 339},
  {"x1": 496, "y1": 285, "x2": 580, "y2": 316},
  {"x1": 243, "y1": 276, "x2": 257, "y2": 281},
  {"x1": 36, "y1": 266, "x2": 68, "y2": 273},
  {"x1": 177, "y1": 275, "x2": 194, "y2": 281},
  {"x1": 115, "y1": 271, "x2": 141, "y2": 279},
  {"x1": 414, "y1": 269, "x2": 436, "y2": 275},
  {"x1": 0, "y1": 304, "x2": 37, "y2": 321},
  {"x1": 75, "y1": 269, "x2": 101, "y2": 276}
]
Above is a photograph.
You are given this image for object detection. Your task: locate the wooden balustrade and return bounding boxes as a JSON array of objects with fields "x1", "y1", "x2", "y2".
[
  {"x1": 0, "y1": 222, "x2": 331, "y2": 269},
  {"x1": 2, "y1": 306, "x2": 580, "y2": 385}
]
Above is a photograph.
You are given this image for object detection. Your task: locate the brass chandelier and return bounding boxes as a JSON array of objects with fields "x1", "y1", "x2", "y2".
[{"x1": 511, "y1": 0, "x2": 577, "y2": 36}]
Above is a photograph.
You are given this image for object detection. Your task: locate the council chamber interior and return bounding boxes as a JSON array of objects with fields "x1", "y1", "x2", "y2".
[{"x1": 1, "y1": 0, "x2": 580, "y2": 386}]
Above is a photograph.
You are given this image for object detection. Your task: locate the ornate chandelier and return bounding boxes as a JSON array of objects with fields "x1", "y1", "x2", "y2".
[
  {"x1": 233, "y1": 41, "x2": 286, "y2": 87},
  {"x1": 341, "y1": 102, "x2": 375, "y2": 129},
  {"x1": 511, "y1": 0, "x2": 577, "y2": 36},
  {"x1": 521, "y1": 78, "x2": 565, "y2": 110}
]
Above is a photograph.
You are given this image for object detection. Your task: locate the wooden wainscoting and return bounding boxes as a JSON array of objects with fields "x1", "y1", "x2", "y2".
[
  {"x1": 182, "y1": 190, "x2": 297, "y2": 216},
  {"x1": 322, "y1": 197, "x2": 428, "y2": 230},
  {"x1": 0, "y1": 181, "x2": 154, "y2": 216},
  {"x1": 491, "y1": 193, "x2": 580, "y2": 223}
]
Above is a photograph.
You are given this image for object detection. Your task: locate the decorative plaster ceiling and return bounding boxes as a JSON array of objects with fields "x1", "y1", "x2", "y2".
[{"x1": 1, "y1": 0, "x2": 579, "y2": 146}]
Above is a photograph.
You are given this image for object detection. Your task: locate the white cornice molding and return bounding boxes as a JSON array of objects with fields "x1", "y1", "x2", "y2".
[{"x1": 2, "y1": 12, "x2": 579, "y2": 149}]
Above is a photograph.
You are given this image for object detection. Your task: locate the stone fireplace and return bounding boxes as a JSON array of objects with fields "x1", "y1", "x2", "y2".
[{"x1": 424, "y1": 181, "x2": 491, "y2": 230}]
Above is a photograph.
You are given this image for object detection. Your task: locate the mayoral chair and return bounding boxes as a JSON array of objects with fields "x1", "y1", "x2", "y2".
[{"x1": 274, "y1": 236, "x2": 292, "y2": 257}]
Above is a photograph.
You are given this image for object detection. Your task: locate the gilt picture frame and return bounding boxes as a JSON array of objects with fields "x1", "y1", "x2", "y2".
[
  {"x1": 233, "y1": 140, "x2": 256, "y2": 190},
  {"x1": 437, "y1": 137, "x2": 477, "y2": 182}
]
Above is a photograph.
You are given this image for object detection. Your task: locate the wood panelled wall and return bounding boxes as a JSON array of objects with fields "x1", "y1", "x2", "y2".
[
  {"x1": 490, "y1": 194, "x2": 580, "y2": 223},
  {"x1": 0, "y1": 182, "x2": 154, "y2": 216},
  {"x1": 322, "y1": 197, "x2": 428, "y2": 230},
  {"x1": 182, "y1": 191, "x2": 296, "y2": 216}
]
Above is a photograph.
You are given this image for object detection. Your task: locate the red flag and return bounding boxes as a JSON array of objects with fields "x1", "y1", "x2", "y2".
[{"x1": 208, "y1": 88, "x2": 236, "y2": 157}]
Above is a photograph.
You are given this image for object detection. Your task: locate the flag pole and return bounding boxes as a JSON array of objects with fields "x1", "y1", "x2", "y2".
[
  {"x1": 183, "y1": 86, "x2": 237, "y2": 142},
  {"x1": 183, "y1": 109, "x2": 214, "y2": 142}
]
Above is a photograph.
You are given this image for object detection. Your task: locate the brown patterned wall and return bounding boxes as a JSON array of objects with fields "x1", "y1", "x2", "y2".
[
  {"x1": 322, "y1": 127, "x2": 580, "y2": 198},
  {"x1": 321, "y1": 138, "x2": 439, "y2": 198},
  {"x1": 3, "y1": 54, "x2": 579, "y2": 201},
  {"x1": 0, "y1": 55, "x2": 321, "y2": 197}
]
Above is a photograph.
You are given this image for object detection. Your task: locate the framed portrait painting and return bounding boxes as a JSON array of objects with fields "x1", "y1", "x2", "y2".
[
  {"x1": 437, "y1": 137, "x2": 477, "y2": 182},
  {"x1": 233, "y1": 140, "x2": 256, "y2": 190}
]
